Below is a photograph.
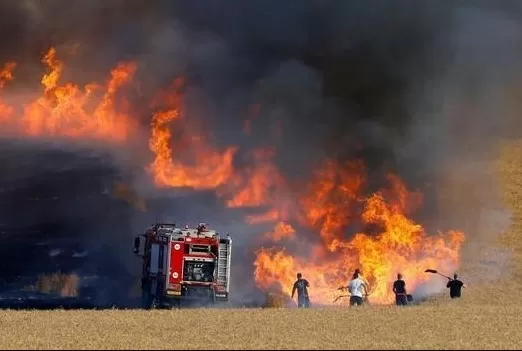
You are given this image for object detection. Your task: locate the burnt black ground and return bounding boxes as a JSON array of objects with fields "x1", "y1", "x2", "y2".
[
  {"x1": 0, "y1": 139, "x2": 266, "y2": 309},
  {"x1": 0, "y1": 139, "x2": 140, "y2": 307}
]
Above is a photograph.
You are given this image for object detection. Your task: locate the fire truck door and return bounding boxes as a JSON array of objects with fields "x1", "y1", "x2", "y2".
[
  {"x1": 149, "y1": 244, "x2": 160, "y2": 274},
  {"x1": 169, "y1": 242, "x2": 184, "y2": 286},
  {"x1": 149, "y1": 243, "x2": 168, "y2": 273},
  {"x1": 149, "y1": 243, "x2": 168, "y2": 297}
]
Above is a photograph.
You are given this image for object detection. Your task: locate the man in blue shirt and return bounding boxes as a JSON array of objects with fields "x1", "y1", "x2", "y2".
[{"x1": 291, "y1": 273, "x2": 310, "y2": 308}]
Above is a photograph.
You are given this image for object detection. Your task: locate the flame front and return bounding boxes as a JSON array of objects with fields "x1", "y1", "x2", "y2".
[
  {"x1": 147, "y1": 78, "x2": 237, "y2": 190},
  {"x1": 252, "y1": 161, "x2": 465, "y2": 305},
  {"x1": 0, "y1": 62, "x2": 16, "y2": 122},
  {"x1": 299, "y1": 160, "x2": 366, "y2": 252},
  {"x1": 0, "y1": 47, "x2": 135, "y2": 141},
  {"x1": 0, "y1": 62, "x2": 16, "y2": 89},
  {"x1": 0, "y1": 47, "x2": 467, "y2": 306}
]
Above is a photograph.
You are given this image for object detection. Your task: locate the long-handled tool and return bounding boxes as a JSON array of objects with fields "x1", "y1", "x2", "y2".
[
  {"x1": 333, "y1": 294, "x2": 350, "y2": 303},
  {"x1": 425, "y1": 269, "x2": 452, "y2": 280},
  {"x1": 333, "y1": 291, "x2": 371, "y2": 304}
]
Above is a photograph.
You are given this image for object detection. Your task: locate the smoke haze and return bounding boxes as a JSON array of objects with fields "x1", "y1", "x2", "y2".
[{"x1": 0, "y1": 0, "x2": 521, "y2": 305}]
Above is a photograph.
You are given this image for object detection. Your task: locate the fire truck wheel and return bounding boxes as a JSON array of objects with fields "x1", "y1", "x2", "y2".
[
  {"x1": 141, "y1": 291, "x2": 154, "y2": 309},
  {"x1": 171, "y1": 299, "x2": 181, "y2": 309},
  {"x1": 209, "y1": 292, "x2": 216, "y2": 306}
]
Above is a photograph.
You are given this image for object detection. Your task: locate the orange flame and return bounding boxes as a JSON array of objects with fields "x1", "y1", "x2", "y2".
[
  {"x1": 147, "y1": 78, "x2": 237, "y2": 190},
  {"x1": 225, "y1": 148, "x2": 286, "y2": 208},
  {"x1": 246, "y1": 209, "x2": 281, "y2": 225},
  {"x1": 299, "y1": 159, "x2": 366, "y2": 251},
  {"x1": 263, "y1": 221, "x2": 296, "y2": 242},
  {"x1": 218, "y1": 147, "x2": 295, "y2": 227},
  {"x1": 0, "y1": 48, "x2": 467, "y2": 307},
  {"x1": 0, "y1": 62, "x2": 16, "y2": 89},
  {"x1": 253, "y1": 160, "x2": 465, "y2": 305},
  {"x1": 40, "y1": 47, "x2": 62, "y2": 92},
  {"x1": 0, "y1": 48, "x2": 136, "y2": 141},
  {"x1": 0, "y1": 62, "x2": 16, "y2": 122},
  {"x1": 23, "y1": 48, "x2": 136, "y2": 140}
]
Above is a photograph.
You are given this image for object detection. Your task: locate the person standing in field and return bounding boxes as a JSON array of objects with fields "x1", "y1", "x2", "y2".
[
  {"x1": 392, "y1": 273, "x2": 408, "y2": 306},
  {"x1": 354, "y1": 268, "x2": 370, "y2": 293},
  {"x1": 446, "y1": 273, "x2": 465, "y2": 299},
  {"x1": 348, "y1": 272, "x2": 368, "y2": 306},
  {"x1": 291, "y1": 273, "x2": 310, "y2": 308}
]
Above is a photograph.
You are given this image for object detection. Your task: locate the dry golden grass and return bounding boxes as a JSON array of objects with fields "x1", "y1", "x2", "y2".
[
  {"x1": 1, "y1": 140, "x2": 522, "y2": 350},
  {"x1": 30, "y1": 273, "x2": 79, "y2": 297},
  {"x1": 0, "y1": 303, "x2": 520, "y2": 350},
  {"x1": 263, "y1": 292, "x2": 292, "y2": 308},
  {"x1": 497, "y1": 139, "x2": 522, "y2": 276}
]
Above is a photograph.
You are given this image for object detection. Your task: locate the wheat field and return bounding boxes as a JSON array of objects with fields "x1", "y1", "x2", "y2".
[
  {"x1": 0, "y1": 302, "x2": 521, "y2": 350},
  {"x1": 1, "y1": 140, "x2": 522, "y2": 350}
]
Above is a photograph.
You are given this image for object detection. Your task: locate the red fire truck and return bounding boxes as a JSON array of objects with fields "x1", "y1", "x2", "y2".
[{"x1": 133, "y1": 223, "x2": 232, "y2": 308}]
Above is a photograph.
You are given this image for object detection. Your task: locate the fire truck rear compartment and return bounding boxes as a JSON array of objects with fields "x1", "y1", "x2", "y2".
[{"x1": 183, "y1": 261, "x2": 214, "y2": 282}]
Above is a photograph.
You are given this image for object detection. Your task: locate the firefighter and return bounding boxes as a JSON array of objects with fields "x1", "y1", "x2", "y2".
[
  {"x1": 291, "y1": 273, "x2": 310, "y2": 308},
  {"x1": 347, "y1": 272, "x2": 368, "y2": 306},
  {"x1": 197, "y1": 223, "x2": 207, "y2": 234},
  {"x1": 354, "y1": 268, "x2": 370, "y2": 293},
  {"x1": 392, "y1": 273, "x2": 408, "y2": 306},
  {"x1": 446, "y1": 273, "x2": 466, "y2": 299}
]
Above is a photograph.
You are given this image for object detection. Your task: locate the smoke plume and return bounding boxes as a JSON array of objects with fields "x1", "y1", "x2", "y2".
[{"x1": 0, "y1": 0, "x2": 520, "y2": 306}]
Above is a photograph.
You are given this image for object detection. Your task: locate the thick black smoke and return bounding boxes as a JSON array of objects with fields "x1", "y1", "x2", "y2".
[{"x1": 0, "y1": 0, "x2": 521, "y2": 305}]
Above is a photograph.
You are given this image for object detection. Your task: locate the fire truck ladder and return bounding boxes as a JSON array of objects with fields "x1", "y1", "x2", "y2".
[{"x1": 217, "y1": 235, "x2": 232, "y2": 292}]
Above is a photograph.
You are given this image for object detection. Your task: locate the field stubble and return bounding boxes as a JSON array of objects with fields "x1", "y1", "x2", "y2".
[{"x1": 0, "y1": 302, "x2": 521, "y2": 350}]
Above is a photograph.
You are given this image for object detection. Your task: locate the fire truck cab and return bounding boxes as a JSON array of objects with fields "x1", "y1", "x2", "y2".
[{"x1": 133, "y1": 222, "x2": 232, "y2": 308}]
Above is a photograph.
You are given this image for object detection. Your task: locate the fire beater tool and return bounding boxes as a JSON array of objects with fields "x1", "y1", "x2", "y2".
[{"x1": 425, "y1": 269, "x2": 452, "y2": 280}]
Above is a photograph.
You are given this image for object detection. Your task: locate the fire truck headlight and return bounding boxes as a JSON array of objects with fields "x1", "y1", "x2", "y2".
[{"x1": 172, "y1": 272, "x2": 179, "y2": 279}]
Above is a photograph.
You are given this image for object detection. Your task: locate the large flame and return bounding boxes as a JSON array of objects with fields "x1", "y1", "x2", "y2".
[
  {"x1": 0, "y1": 62, "x2": 16, "y2": 122},
  {"x1": 299, "y1": 159, "x2": 366, "y2": 252},
  {"x1": 0, "y1": 62, "x2": 16, "y2": 89},
  {"x1": 141, "y1": 75, "x2": 466, "y2": 305},
  {"x1": 147, "y1": 78, "x2": 237, "y2": 190},
  {"x1": 0, "y1": 47, "x2": 136, "y2": 141},
  {"x1": 0, "y1": 47, "x2": 467, "y2": 306},
  {"x1": 253, "y1": 161, "x2": 465, "y2": 305},
  {"x1": 225, "y1": 148, "x2": 284, "y2": 208},
  {"x1": 219, "y1": 147, "x2": 293, "y2": 225}
]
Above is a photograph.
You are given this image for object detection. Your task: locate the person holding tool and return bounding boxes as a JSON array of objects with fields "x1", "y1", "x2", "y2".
[
  {"x1": 446, "y1": 273, "x2": 466, "y2": 299},
  {"x1": 425, "y1": 269, "x2": 466, "y2": 299},
  {"x1": 354, "y1": 268, "x2": 370, "y2": 292},
  {"x1": 347, "y1": 271, "x2": 368, "y2": 306}
]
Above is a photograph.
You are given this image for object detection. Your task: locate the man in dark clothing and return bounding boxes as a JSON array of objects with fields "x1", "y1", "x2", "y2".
[
  {"x1": 291, "y1": 273, "x2": 310, "y2": 308},
  {"x1": 393, "y1": 273, "x2": 408, "y2": 306},
  {"x1": 446, "y1": 273, "x2": 465, "y2": 298}
]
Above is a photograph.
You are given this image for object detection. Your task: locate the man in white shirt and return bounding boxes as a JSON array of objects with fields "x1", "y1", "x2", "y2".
[
  {"x1": 348, "y1": 272, "x2": 368, "y2": 306},
  {"x1": 354, "y1": 268, "x2": 371, "y2": 293}
]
